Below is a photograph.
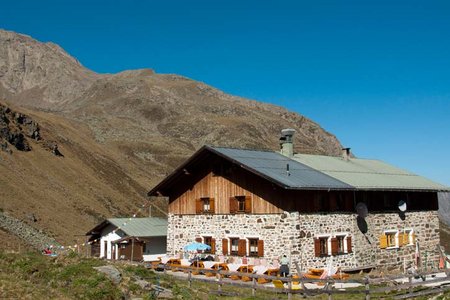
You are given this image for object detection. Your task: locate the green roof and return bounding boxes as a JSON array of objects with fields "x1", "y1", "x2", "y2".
[
  {"x1": 107, "y1": 217, "x2": 167, "y2": 237},
  {"x1": 292, "y1": 154, "x2": 449, "y2": 191}
]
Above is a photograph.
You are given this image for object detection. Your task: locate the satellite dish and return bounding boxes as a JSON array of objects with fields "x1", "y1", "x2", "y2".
[
  {"x1": 398, "y1": 200, "x2": 407, "y2": 212},
  {"x1": 355, "y1": 202, "x2": 368, "y2": 218}
]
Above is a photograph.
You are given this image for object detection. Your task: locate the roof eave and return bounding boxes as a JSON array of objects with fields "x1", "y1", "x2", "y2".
[{"x1": 147, "y1": 145, "x2": 211, "y2": 196}]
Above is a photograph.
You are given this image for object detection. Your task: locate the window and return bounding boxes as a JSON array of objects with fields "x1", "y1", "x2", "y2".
[
  {"x1": 230, "y1": 238, "x2": 239, "y2": 255},
  {"x1": 248, "y1": 238, "x2": 259, "y2": 257},
  {"x1": 236, "y1": 196, "x2": 246, "y2": 212},
  {"x1": 230, "y1": 196, "x2": 251, "y2": 214},
  {"x1": 337, "y1": 235, "x2": 345, "y2": 254},
  {"x1": 314, "y1": 236, "x2": 331, "y2": 257},
  {"x1": 330, "y1": 234, "x2": 352, "y2": 255},
  {"x1": 203, "y1": 236, "x2": 212, "y2": 253},
  {"x1": 319, "y1": 237, "x2": 328, "y2": 255},
  {"x1": 386, "y1": 232, "x2": 397, "y2": 247},
  {"x1": 202, "y1": 198, "x2": 211, "y2": 212},
  {"x1": 380, "y1": 230, "x2": 399, "y2": 249},
  {"x1": 196, "y1": 197, "x2": 215, "y2": 214},
  {"x1": 402, "y1": 229, "x2": 415, "y2": 246}
]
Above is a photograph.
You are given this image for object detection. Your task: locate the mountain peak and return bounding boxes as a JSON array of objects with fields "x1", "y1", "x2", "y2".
[{"x1": 0, "y1": 29, "x2": 98, "y2": 108}]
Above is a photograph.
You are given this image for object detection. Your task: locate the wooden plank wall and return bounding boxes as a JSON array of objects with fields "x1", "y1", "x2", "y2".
[{"x1": 168, "y1": 172, "x2": 283, "y2": 214}]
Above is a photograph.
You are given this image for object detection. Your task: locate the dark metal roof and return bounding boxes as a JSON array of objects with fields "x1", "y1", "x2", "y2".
[
  {"x1": 147, "y1": 146, "x2": 353, "y2": 196},
  {"x1": 209, "y1": 147, "x2": 353, "y2": 190}
]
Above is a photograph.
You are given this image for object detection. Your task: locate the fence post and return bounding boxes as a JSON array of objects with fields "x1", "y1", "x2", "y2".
[
  {"x1": 252, "y1": 277, "x2": 256, "y2": 296},
  {"x1": 365, "y1": 277, "x2": 370, "y2": 300},
  {"x1": 217, "y1": 271, "x2": 222, "y2": 293},
  {"x1": 408, "y1": 274, "x2": 413, "y2": 296},
  {"x1": 327, "y1": 277, "x2": 332, "y2": 300},
  {"x1": 188, "y1": 269, "x2": 192, "y2": 288},
  {"x1": 287, "y1": 278, "x2": 292, "y2": 300}
]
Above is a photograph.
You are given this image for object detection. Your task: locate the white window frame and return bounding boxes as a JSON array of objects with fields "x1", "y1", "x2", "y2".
[
  {"x1": 334, "y1": 233, "x2": 349, "y2": 254},
  {"x1": 384, "y1": 229, "x2": 400, "y2": 249},
  {"x1": 404, "y1": 228, "x2": 414, "y2": 246},
  {"x1": 201, "y1": 197, "x2": 211, "y2": 212},
  {"x1": 227, "y1": 237, "x2": 240, "y2": 255}
]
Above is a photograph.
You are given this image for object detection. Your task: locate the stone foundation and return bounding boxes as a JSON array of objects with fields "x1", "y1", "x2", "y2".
[{"x1": 168, "y1": 210, "x2": 440, "y2": 272}]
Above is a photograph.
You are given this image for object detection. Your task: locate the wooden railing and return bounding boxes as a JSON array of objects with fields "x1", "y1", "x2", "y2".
[{"x1": 147, "y1": 263, "x2": 450, "y2": 299}]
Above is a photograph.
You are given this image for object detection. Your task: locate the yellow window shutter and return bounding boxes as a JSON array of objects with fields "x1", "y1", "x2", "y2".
[
  {"x1": 398, "y1": 233, "x2": 405, "y2": 246},
  {"x1": 380, "y1": 234, "x2": 387, "y2": 249}
]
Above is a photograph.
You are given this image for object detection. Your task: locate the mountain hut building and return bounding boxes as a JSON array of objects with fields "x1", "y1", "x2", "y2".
[
  {"x1": 147, "y1": 130, "x2": 449, "y2": 272},
  {"x1": 86, "y1": 217, "x2": 167, "y2": 262}
]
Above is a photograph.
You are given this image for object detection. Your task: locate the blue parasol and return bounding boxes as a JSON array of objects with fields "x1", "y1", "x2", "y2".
[{"x1": 184, "y1": 242, "x2": 211, "y2": 251}]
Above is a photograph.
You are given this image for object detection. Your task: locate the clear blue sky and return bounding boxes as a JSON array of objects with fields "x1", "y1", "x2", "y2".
[{"x1": 1, "y1": 0, "x2": 449, "y2": 186}]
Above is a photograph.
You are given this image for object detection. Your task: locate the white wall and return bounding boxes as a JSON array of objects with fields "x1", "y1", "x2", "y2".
[{"x1": 99, "y1": 224, "x2": 123, "y2": 259}]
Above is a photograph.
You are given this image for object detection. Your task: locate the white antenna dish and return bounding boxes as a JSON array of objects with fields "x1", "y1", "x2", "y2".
[
  {"x1": 398, "y1": 200, "x2": 407, "y2": 212},
  {"x1": 356, "y1": 202, "x2": 368, "y2": 218}
]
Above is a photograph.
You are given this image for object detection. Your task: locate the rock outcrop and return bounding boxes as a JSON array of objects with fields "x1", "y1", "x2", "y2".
[{"x1": 0, "y1": 102, "x2": 61, "y2": 155}]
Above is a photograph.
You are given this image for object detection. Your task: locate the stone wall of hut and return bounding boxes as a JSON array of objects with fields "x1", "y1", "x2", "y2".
[{"x1": 167, "y1": 210, "x2": 440, "y2": 272}]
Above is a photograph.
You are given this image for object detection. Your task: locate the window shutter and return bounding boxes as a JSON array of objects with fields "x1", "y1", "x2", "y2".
[
  {"x1": 347, "y1": 236, "x2": 352, "y2": 253},
  {"x1": 209, "y1": 198, "x2": 215, "y2": 213},
  {"x1": 244, "y1": 196, "x2": 252, "y2": 213},
  {"x1": 331, "y1": 238, "x2": 338, "y2": 255},
  {"x1": 379, "y1": 234, "x2": 387, "y2": 249},
  {"x1": 195, "y1": 199, "x2": 202, "y2": 214},
  {"x1": 257, "y1": 240, "x2": 264, "y2": 257},
  {"x1": 238, "y1": 239, "x2": 247, "y2": 256},
  {"x1": 400, "y1": 233, "x2": 407, "y2": 246},
  {"x1": 314, "y1": 238, "x2": 320, "y2": 257},
  {"x1": 222, "y1": 239, "x2": 228, "y2": 255},
  {"x1": 229, "y1": 197, "x2": 237, "y2": 214},
  {"x1": 211, "y1": 238, "x2": 216, "y2": 254},
  {"x1": 195, "y1": 237, "x2": 202, "y2": 243}
]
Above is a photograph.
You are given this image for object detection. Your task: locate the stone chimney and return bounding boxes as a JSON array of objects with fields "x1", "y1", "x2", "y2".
[
  {"x1": 342, "y1": 147, "x2": 351, "y2": 161},
  {"x1": 280, "y1": 129, "x2": 296, "y2": 157}
]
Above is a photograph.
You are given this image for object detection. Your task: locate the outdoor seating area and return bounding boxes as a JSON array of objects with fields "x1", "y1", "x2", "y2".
[
  {"x1": 145, "y1": 242, "x2": 353, "y2": 291},
  {"x1": 148, "y1": 254, "x2": 282, "y2": 284}
]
